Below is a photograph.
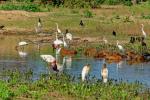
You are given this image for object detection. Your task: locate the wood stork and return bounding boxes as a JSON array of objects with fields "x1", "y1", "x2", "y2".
[
  {"x1": 141, "y1": 24, "x2": 147, "y2": 38},
  {"x1": 40, "y1": 54, "x2": 66, "y2": 72},
  {"x1": 116, "y1": 40, "x2": 124, "y2": 52},
  {"x1": 82, "y1": 64, "x2": 91, "y2": 82},
  {"x1": 55, "y1": 23, "x2": 61, "y2": 34},
  {"x1": 35, "y1": 18, "x2": 42, "y2": 33},
  {"x1": 101, "y1": 63, "x2": 108, "y2": 83}
]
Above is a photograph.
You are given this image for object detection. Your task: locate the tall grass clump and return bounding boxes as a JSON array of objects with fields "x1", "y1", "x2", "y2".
[{"x1": 83, "y1": 10, "x2": 93, "y2": 18}]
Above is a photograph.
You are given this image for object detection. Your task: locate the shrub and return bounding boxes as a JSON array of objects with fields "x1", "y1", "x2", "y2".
[{"x1": 83, "y1": 10, "x2": 93, "y2": 18}]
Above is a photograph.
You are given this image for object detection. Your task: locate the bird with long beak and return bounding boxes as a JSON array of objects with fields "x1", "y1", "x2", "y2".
[{"x1": 101, "y1": 63, "x2": 108, "y2": 83}]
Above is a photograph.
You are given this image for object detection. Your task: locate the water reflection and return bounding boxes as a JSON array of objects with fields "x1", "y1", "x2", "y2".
[{"x1": 18, "y1": 51, "x2": 28, "y2": 58}]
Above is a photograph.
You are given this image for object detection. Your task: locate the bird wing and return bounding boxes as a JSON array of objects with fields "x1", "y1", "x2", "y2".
[
  {"x1": 40, "y1": 55, "x2": 55, "y2": 63},
  {"x1": 66, "y1": 33, "x2": 72, "y2": 40}
]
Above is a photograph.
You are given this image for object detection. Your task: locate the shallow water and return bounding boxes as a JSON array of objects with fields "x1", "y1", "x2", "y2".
[{"x1": 0, "y1": 35, "x2": 150, "y2": 87}]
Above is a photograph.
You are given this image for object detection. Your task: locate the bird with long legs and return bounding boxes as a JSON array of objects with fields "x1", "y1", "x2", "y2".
[
  {"x1": 81, "y1": 64, "x2": 91, "y2": 82},
  {"x1": 101, "y1": 63, "x2": 108, "y2": 83}
]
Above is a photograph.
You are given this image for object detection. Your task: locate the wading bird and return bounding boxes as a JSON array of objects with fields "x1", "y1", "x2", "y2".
[
  {"x1": 116, "y1": 40, "x2": 124, "y2": 52},
  {"x1": 35, "y1": 18, "x2": 42, "y2": 33},
  {"x1": 56, "y1": 23, "x2": 61, "y2": 34},
  {"x1": 40, "y1": 55, "x2": 59, "y2": 72},
  {"x1": 65, "y1": 29, "x2": 73, "y2": 41},
  {"x1": 16, "y1": 41, "x2": 28, "y2": 50},
  {"x1": 141, "y1": 24, "x2": 147, "y2": 38},
  {"x1": 82, "y1": 64, "x2": 91, "y2": 82},
  {"x1": 101, "y1": 63, "x2": 108, "y2": 83}
]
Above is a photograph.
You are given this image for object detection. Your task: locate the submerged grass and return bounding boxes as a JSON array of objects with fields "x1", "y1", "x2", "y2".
[{"x1": 0, "y1": 70, "x2": 149, "y2": 99}]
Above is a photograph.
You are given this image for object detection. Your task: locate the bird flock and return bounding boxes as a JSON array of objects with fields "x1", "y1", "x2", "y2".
[{"x1": 15, "y1": 18, "x2": 149, "y2": 83}]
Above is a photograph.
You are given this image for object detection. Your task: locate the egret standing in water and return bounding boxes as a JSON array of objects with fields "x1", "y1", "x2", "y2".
[
  {"x1": 101, "y1": 63, "x2": 108, "y2": 83},
  {"x1": 82, "y1": 64, "x2": 91, "y2": 82}
]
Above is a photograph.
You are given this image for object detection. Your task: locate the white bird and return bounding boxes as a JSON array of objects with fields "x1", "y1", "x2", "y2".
[
  {"x1": 53, "y1": 32, "x2": 63, "y2": 46},
  {"x1": 82, "y1": 64, "x2": 91, "y2": 82},
  {"x1": 66, "y1": 33, "x2": 73, "y2": 41},
  {"x1": 141, "y1": 24, "x2": 147, "y2": 38},
  {"x1": 40, "y1": 55, "x2": 56, "y2": 63},
  {"x1": 56, "y1": 23, "x2": 61, "y2": 34},
  {"x1": 116, "y1": 40, "x2": 124, "y2": 52},
  {"x1": 40, "y1": 54, "x2": 65, "y2": 72},
  {"x1": 101, "y1": 63, "x2": 108, "y2": 83},
  {"x1": 18, "y1": 41, "x2": 28, "y2": 46},
  {"x1": 35, "y1": 18, "x2": 42, "y2": 33}
]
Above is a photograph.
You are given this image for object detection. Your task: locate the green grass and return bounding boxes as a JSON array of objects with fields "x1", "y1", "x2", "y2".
[{"x1": 0, "y1": 70, "x2": 149, "y2": 99}]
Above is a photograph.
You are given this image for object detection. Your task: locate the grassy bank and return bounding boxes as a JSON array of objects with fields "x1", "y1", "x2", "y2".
[{"x1": 0, "y1": 70, "x2": 149, "y2": 99}]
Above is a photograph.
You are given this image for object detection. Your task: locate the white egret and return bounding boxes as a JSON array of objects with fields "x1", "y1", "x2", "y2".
[
  {"x1": 66, "y1": 33, "x2": 73, "y2": 41},
  {"x1": 55, "y1": 23, "x2": 61, "y2": 34},
  {"x1": 116, "y1": 40, "x2": 124, "y2": 52},
  {"x1": 141, "y1": 24, "x2": 147, "y2": 38},
  {"x1": 82, "y1": 64, "x2": 91, "y2": 82},
  {"x1": 101, "y1": 63, "x2": 108, "y2": 83}
]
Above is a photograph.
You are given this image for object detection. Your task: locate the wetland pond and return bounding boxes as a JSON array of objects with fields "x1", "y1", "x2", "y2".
[{"x1": 0, "y1": 35, "x2": 150, "y2": 87}]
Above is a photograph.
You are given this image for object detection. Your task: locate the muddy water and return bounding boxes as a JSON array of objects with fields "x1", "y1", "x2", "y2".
[{"x1": 0, "y1": 35, "x2": 150, "y2": 87}]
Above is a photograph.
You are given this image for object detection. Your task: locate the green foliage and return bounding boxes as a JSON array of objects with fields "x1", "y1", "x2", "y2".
[
  {"x1": 104, "y1": 0, "x2": 122, "y2": 5},
  {"x1": 123, "y1": 0, "x2": 132, "y2": 6},
  {"x1": 0, "y1": 3, "x2": 41, "y2": 12},
  {"x1": 83, "y1": 10, "x2": 93, "y2": 18},
  {"x1": 0, "y1": 81, "x2": 14, "y2": 99}
]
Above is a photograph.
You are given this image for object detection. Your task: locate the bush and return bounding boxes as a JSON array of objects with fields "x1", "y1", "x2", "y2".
[
  {"x1": 104, "y1": 0, "x2": 122, "y2": 5},
  {"x1": 83, "y1": 10, "x2": 93, "y2": 18},
  {"x1": 123, "y1": 0, "x2": 132, "y2": 6}
]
